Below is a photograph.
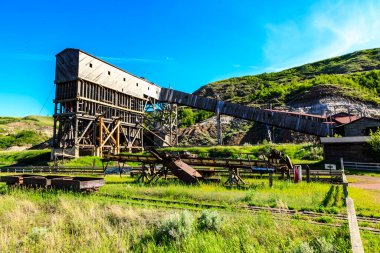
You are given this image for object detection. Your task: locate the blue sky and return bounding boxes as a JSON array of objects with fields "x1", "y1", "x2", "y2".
[{"x1": 0, "y1": 0, "x2": 380, "y2": 116}]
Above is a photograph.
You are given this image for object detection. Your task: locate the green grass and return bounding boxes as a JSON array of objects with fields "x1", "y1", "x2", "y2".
[
  {"x1": 60, "y1": 156, "x2": 104, "y2": 167},
  {"x1": 1, "y1": 174, "x2": 380, "y2": 252},
  {"x1": 0, "y1": 183, "x2": 355, "y2": 253},
  {"x1": 98, "y1": 176, "x2": 345, "y2": 214},
  {"x1": 160, "y1": 142, "x2": 323, "y2": 163},
  {"x1": 0, "y1": 115, "x2": 53, "y2": 127},
  {"x1": 0, "y1": 149, "x2": 50, "y2": 166},
  {"x1": 0, "y1": 130, "x2": 47, "y2": 149},
  {"x1": 348, "y1": 187, "x2": 380, "y2": 217}
]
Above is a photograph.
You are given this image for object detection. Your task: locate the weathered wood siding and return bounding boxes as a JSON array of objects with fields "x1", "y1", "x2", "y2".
[
  {"x1": 343, "y1": 118, "x2": 380, "y2": 136},
  {"x1": 55, "y1": 49, "x2": 79, "y2": 84},
  {"x1": 55, "y1": 49, "x2": 161, "y2": 100},
  {"x1": 323, "y1": 143, "x2": 375, "y2": 163}
]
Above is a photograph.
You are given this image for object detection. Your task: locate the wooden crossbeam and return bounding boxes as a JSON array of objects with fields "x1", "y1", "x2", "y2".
[
  {"x1": 77, "y1": 121, "x2": 93, "y2": 143},
  {"x1": 101, "y1": 121, "x2": 117, "y2": 145}
]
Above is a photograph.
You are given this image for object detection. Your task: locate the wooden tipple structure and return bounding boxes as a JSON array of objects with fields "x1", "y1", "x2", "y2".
[
  {"x1": 53, "y1": 49, "x2": 162, "y2": 158},
  {"x1": 53, "y1": 48, "x2": 337, "y2": 159}
]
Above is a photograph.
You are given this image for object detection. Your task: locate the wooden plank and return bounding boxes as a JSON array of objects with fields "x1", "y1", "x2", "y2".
[{"x1": 346, "y1": 197, "x2": 364, "y2": 253}]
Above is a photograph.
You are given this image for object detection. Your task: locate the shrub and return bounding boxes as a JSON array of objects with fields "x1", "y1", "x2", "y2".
[
  {"x1": 28, "y1": 227, "x2": 48, "y2": 243},
  {"x1": 197, "y1": 210, "x2": 222, "y2": 231},
  {"x1": 0, "y1": 130, "x2": 46, "y2": 149},
  {"x1": 368, "y1": 129, "x2": 380, "y2": 160},
  {"x1": 293, "y1": 242, "x2": 314, "y2": 253},
  {"x1": 309, "y1": 237, "x2": 335, "y2": 253},
  {"x1": 155, "y1": 211, "x2": 194, "y2": 242}
]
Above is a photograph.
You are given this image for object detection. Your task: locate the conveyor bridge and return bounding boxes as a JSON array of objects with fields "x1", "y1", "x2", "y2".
[{"x1": 159, "y1": 88, "x2": 333, "y2": 137}]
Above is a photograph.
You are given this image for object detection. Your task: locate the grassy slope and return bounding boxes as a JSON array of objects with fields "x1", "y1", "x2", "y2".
[
  {"x1": 195, "y1": 48, "x2": 380, "y2": 106},
  {"x1": 0, "y1": 115, "x2": 53, "y2": 128},
  {"x1": 0, "y1": 116, "x2": 53, "y2": 149},
  {"x1": 0, "y1": 149, "x2": 51, "y2": 166}
]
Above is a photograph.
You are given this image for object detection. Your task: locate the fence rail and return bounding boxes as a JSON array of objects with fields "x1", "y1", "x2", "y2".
[
  {"x1": 344, "y1": 161, "x2": 380, "y2": 171},
  {"x1": 0, "y1": 166, "x2": 105, "y2": 174}
]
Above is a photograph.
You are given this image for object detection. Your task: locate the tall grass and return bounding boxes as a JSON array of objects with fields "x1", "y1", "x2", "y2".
[
  {"x1": 0, "y1": 186, "x2": 354, "y2": 252},
  {"x1": 98, "y1": 176, "x2": 345, "y2": 214}
]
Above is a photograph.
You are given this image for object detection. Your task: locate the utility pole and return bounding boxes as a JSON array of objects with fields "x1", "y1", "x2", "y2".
[{"x1": 215, "y1": 94, "x2": 223, "y2": 145}]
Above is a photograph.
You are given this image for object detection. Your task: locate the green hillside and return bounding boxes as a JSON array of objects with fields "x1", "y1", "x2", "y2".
[
  {"x1": 0, "y1": 116, "x2": 53, "y2": 149},
  {"x1": 195, "y1": 48, "x2": 380, "y2": 106}
]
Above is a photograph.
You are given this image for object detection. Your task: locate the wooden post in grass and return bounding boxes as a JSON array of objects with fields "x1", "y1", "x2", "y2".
[
  {"x1": 269, "y1": 172, "x2": 273, "y2": 187},
  {"x1": 306, "y1": 165, "x2": 310, "y2": 183}
]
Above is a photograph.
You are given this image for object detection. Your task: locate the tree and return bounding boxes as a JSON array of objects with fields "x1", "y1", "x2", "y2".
[{"x1": 368, "y1": 129, "x2": 380, "y2": 160}]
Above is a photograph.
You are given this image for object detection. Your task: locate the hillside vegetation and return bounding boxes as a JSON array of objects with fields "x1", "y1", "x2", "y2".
[
  {"x1": 0, "y1": 116, "x2": 52, "y2": 150},
  {"x1": 195, "y1": 48, "x2": 380, "y2": 106}
]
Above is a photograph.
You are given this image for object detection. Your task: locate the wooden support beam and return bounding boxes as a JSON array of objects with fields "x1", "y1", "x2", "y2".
[
  {"x1": 116, "y1": 119, "x2": 120, "y2": 154},
  {"x1": 100, "y1": 120, "x2": 118, "y2": 146},
  {"x1": 98, "y1": 117, "x2": 103, "y2": 157}
]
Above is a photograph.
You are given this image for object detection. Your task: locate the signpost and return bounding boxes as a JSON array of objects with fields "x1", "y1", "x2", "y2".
[{"x1": 324, "y1": 164, "x2": 336, "y2": 170}]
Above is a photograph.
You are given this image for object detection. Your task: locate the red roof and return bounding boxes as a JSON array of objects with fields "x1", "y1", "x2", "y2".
[{"x1": 331, "y1": 113, "x2": 359, "y2": 124}]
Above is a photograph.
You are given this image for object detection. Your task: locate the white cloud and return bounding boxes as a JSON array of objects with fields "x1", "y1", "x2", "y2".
[{"x1": 263, "y1": 0, "x2": 380, "y2": 71}]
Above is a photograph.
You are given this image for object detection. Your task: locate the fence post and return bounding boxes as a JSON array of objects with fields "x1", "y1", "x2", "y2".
[
  {"x1": 340, "y1": 157, "x2": 344, "y2": 171},
  {"x1": 342, "y1": 173, "x2": 348, "y2": 198},
  {"x1": 269, "y1": 172, "x2": 273, "y2": 187},
  {"x1": 346, "y1": 197, "x2": 364, "y2": 253}
]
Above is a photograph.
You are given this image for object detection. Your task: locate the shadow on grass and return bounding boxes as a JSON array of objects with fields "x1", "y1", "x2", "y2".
[{"x1": 322, "y1": 185, "x2": 335, "y2": 207}]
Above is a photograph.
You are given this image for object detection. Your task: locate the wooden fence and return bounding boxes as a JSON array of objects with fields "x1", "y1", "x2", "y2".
[
  {"x1": 0, "y1": 166, "x2": 105, "y2": 174},
  {"x1": 344, "y1": 161, "x2": 380, "y2": 171}
]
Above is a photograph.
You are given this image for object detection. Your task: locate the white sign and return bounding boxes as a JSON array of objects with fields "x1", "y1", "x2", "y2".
[{"x1": 324, "y1": 164, "x2": 336, "y2": 170}]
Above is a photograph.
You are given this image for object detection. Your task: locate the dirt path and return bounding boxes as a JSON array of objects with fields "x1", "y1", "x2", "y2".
[{"x1": 347, "y1": 175, "x2": 380, "y2": 190}]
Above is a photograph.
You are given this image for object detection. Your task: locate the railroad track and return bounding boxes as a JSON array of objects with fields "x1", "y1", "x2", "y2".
[{"x1": 96, "y1": 193, "x2": 380, "y2": 234}]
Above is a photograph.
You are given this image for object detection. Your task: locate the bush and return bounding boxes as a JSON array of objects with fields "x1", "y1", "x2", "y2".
[
  {"x1": 368, "y1": 129, "x2": 380, "y2": 160},
  {"x1": 178, "y1": 108, "x2": 214, "y2": 127},
  {"x1": 293, "y1": 242, "x2": 314, "y2": 253},
  {"x1": 155, "y1": 211, "x2": 194, "y2": 242},
  {"x1": 197, "y1": 210, "x2": 222, "y2": 231},
  {"x1": 309, "y1": 237, "x2": 335, "y2": 253}
]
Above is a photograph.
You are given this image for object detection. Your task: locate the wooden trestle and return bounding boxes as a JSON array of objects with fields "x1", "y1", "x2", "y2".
[{"x1": 102, "y1": 153, "x2": 285, "y2": 186}]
